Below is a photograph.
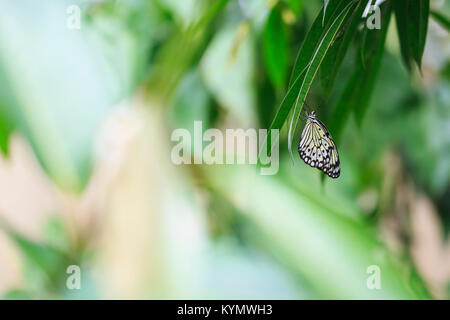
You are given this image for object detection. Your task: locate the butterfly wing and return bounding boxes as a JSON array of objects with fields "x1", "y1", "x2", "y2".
[
  {"x1": 298, "y1": 118, "x2": 340, "y2": 178},
  {"x1": 298, "y1": 121, "x2": 329, "y2": 169}
]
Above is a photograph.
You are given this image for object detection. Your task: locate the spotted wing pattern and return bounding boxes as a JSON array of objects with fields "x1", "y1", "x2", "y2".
[{"x1": 298, "y1": 116, "x2": 340, "y2": 178}]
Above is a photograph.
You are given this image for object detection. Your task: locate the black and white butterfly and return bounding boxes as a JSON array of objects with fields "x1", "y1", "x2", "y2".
[{"x1": 298, "y1": 111, "x2": 340, "y2": 178}]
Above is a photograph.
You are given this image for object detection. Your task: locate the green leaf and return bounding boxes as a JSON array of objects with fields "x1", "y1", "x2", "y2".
[
  {"x1": 430, "y1": 10, "x2": 450, "y2": 32},
  {"x1": 42, "y1": 216, "x2": 72, "y2": 253},
  {"x1": 3, "y1": 289, "x2": 32, "y2": 300},
  {"x1": 320, "y1": 0, "x2": 370, "y2": 97},
  {"x1": 441, "y1": 61, "x2": 450, "y2": 81},
  {"x1": 0, "y1": 110, "x2": 12, "y2": 155},
  {"x1": 263, "y1": 7, "x2": 289, "y2": 90},
  {"x1": 201, "y1": 24, "x2": 256, "y2": 125},
  {"x1": 0, "y1": 215, "x2": 69, "y2": 289},
  {"x1": 260, "y1": 0, "x2": 357, "y2": 158},
  {"x1": 9, "y1": 231, "x2": 68, "y2": 281},
  {"x1": 0, "y1": 66, "x2": 20, "y2": 156},
  {"x1": 330, "y1": 1, "x2": 393, "y2": 141},
  {"x1": 394, "y1": 0, "x2": 430, "y2": 71},
  {"x1": 152, "y1": 0, "x2": 230, "y2": 99},
  {"x1": 288, "y1": 0, "x2": 349, "y2": 89}
]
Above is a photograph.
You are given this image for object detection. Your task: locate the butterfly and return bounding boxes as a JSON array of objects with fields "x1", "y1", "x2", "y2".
[{"x1": 298, "y1": 111, "x2": 340, "y2": 178}]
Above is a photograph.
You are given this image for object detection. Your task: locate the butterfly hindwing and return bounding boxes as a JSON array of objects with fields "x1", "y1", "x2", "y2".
[{"x1": 298, "y1": 112, "x2": 340, "y2": 178}]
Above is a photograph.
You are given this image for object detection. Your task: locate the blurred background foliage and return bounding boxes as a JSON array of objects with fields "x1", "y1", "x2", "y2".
[{"x1": 0, "y1": 0, "x2": 449, "y2": 299}]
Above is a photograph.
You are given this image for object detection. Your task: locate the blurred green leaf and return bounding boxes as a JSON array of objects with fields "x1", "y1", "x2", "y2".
[
  {"x1": 0, "y1": 214, "x2": 69, "y2": 294},
  {"x1": 263, "y1": 7, "x2": 289, "y2": 90},
  {"x1": 330, "y1": 1, "x2": 392, "y2": 140},
  {"x1": 441, "y1": 61, "x2": 450, "y2": 81},
  {"x1": 430, "y1": 10, "x2": 450, "y2": 32},
  {"x1": 42, "y1": 216, "x2": 72, "y2": 254},
  {"x1": 205, "y1": 165, "x2": 432, "y2": 299},
  {"x1": 9, "y1": 231, "x2": 68, "y2": 282},
  {"x1": 0, "y1": 66, "x2": 21, "y2": 156},
  {"x1": 0, "y1": 110, "x2": 12, "y2": 155},
  {"x1": 394, "y1": 0, "x2": 430, "y2": 71},
  {"x1": 201, "y1": 24, "x2": 257, "y2": 126},
  {"x1": 3, "y1": 289, "x2": 32, "y2": 300},
  {"x1": 151, "y1": 0, "x2": 230, "y2": 99}
]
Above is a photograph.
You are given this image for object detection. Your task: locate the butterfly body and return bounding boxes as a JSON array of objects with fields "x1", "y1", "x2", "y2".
[{"x1": 298, "y1": 111, "x2": 340, "y2": 178}]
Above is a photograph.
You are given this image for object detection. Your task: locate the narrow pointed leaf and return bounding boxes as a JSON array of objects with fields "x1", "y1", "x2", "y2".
[
  {"x1": 0, "y1": 67, "x2": 19, "y2": 155},
  {"x1": 430, "y1": 10, "x2": 450, "y2": 32},
  {"x1": 320, "y1": 0, "x2": 370, "y2": 97},
  {"x1": 330, "y1": 1, "x2": 393, "y2": 140},
  {"x1": 0, "y1": 109, "x2": 13, "y2": 155},
  {"x1": 289, "y1": 0, "x2": 350, "y2": 88},
  {"x1": 394, "y1": 0, "x2": 430, "y2": 71},
  {"x1": 263, "y1": 7, "x2": 289, "y2": 90}
]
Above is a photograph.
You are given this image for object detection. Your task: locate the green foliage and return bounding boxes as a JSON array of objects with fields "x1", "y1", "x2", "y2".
[
  {"x1": 3, "y1": 289, "x2": 32, "y2": 300},
  {"x1": 330, "y1": 1, "x2": 392, "y2": 140},
  {"x1": 5, "y1": 230, "x2": 70, "y2": 297},
  {"x1": 12, "y1": 233, "x2": 67, "y2": 283},
  {"x1": 0, "y1": 215, "x2": 86, "y2": 299},
  {"x1": 0, "y1": 66, "x2": 20, "y2": 156},
  {"x1": 151, "y1": 0, "x2": 230, "y2": 99},
  {"x1": 394, "y1": 0, "x2": 430, "y2": 71},
  {"x1": 261, "y1": 0, "x2": 357, "y2": 157},
  {"x1": 263, "y1": 6, "x2": 289, "y2": 91},
  {"x1": 430, "y1": 10, "x2": 450, "y2": 31},
  {"x1": 319, "y1": 0, "x2": 370, "y2": 97},
  {"x1": 0, "y1": 110, "x2": 12, "y2": 155},
  {"x1": 206, "y1": 164, "x2": 432, "y2": 299}
]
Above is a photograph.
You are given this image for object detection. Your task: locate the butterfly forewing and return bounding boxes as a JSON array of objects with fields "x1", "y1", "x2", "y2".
[{"x1": 298, "y1": 113, "x2": 340, "y2": 178}]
